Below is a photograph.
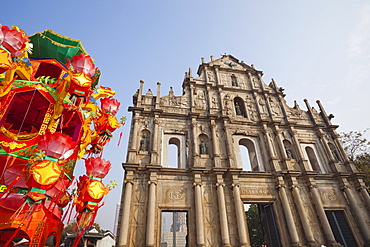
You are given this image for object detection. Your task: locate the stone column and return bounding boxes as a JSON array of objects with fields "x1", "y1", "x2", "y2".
[
  {"x1": 317, "y1": 129, "x2": 335, "y2": 162},
  {"x1": 192, "y1": 118, "x2": 199, "y2": 167},
  {"x1": 309, "y1": 185, "x2": 339, "y2": 246},
  {"x1": 262, "y1": 124, "x2": 276, "y2": 158},
  {"x1": 276, "y1": 184, "x2": 300, "y2": 246},
  {"x1": 190, "y1": 84, "x2": 195, "y2": 112},
  {"x1": 137, "y1": 80, "x2": 144, "y2": 106},
  {"x1": 342, "y1": 185, "x2": 370, "y2": 244},
  {"x1": 291, "y1": 185, "x2": 316, "y2": 245},
  {"x1": 194, "y1": 181, "x2": 205, "y2": 246},
  {"x1": 214, "y1": 66, "x2": 221, "y2": 86},
  {"x1": 150, "y1": 117, "x2": 159, "y2": 165},
  {"x1": 357, "y1": 185, "x2": 370, "y2": 211},
  {"x1": 274, "y1": 127, "x2": 287, "y2": 159},
  {"x1": 216, "y1": 181, "x2": 231, "y2": 246},
  {"x1": 131, "y1": 115, "x2": 140, "y2": 150},
  {"x1": 206, "y1": 84, "x2": 212, "y2": 113},
  {"x1": 231, "y1": 183, "x2": 250, "y2": 247},
  {"x1": 155, "y1": 82, "x2": 161, "y2": 109},
  {"x1": 262, "y1": 124, "x2": 281, "y2": 172},
  {"x1": 289, "y1": 129, "x2": 304, "y2": 161},
  {"x1": 223, "y1": 120, "x2": 235, "y2": 168},
  {"x1": 118, "y1": 180, "x2": 133, "y2": 247},
  {"x1": 211, "y1": 120, "x2": 221, "y2": 167},
  {"x1": 127, "y1": 115, "x2": 140, "y2": 162},
  {"x1": 146, "y1": 180, "x2": 157, "y2": 247}
]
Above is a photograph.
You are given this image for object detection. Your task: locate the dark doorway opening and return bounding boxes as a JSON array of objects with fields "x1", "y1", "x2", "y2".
[
  {"x1": 325, "y1": 210, "x2": 356, "y2": 247},
  {"x1": 161, "y1": 211, "x2": 188, "y2": 247},
  {"x1": 245, "y1": 203, "x2": 282, "y2": 247}
]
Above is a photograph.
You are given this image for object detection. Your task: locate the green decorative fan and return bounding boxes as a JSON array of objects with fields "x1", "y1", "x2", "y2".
[{"x1": 29, "y1": 29, "x2": 88, "y2": 63}]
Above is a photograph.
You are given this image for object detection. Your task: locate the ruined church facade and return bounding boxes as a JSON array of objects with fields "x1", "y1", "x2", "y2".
[{"x1": 116, "y1": 55, "x2": 370, "y2": 247}]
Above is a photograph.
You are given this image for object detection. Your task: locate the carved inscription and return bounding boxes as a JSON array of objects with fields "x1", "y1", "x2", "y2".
[
  {"x1": 240, "y1": 187, "x2": 274, "y2": 196},
  {"x1": 164, "y1": 186, "x2": 186, "y2": 204},
  {"x1": 320, "y1": 189, "x2": 340, "y2": 204}
]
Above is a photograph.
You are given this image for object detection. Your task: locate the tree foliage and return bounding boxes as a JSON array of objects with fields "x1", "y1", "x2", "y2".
[
  {"x1": 64, "y1": 221, "x2": 102, "y2": 234},
  {"x1": 340, "y1": 129, "x2": 370, "y2": 160},
  {"x1": 340, "y1": 129, "x2": 370, "y2": 188},
  {"x1": 246, "y1": 204, "x2": 264, "y2": 247}
]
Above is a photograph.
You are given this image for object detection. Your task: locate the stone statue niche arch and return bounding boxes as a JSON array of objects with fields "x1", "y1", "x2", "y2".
[
  {"x1": 237, "y1": 137, "x2": 264, "y2": 171},
  {"x1": 283, "y1": 140, "x2": 295, "y2": 159},
  {"x1": 162, "y1": 134, "x2": 187, "y2": 168},
  {"x1": 328, "y1": 142, "x2": 341, "y2": 162},
  {"x1": 231, "y1": 74, "x2": 238, "y2": 86},
  {"x1": 304, "y1": 146, "x2": 324, "y2": 173},
  {"x1": 234, "y1": 97, "x2": 247, "y2": 118},
  {"x1": 199, "y1": 134, "x2": 210, "y2": 156},
  {"x1": 139, "y1": 130, "x2": 150, "y2": 152}
]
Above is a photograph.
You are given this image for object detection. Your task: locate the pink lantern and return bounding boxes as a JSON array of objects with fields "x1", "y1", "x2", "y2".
[
  {"x1": 0, "y1": 24, "x2": 4, "y2": 44},
  {"x1": 100, "y1": 98, "x2": 120, "y2": 115},
  {"x1": 84, "y1": 157, "x2": 111, "y2": 178},
  {"x1": 1, "y1": 25, "x2": 29, "y2": 53},
  {"x1": 38, "y1": 131, "x2": 76, "y2": 160},
  {"x1": 67, "y1": 53, "x2": 96, "y2": 78}
]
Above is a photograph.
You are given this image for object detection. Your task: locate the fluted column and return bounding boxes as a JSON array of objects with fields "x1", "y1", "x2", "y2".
[
  {"x1": 342, "y1": 185, "x2": 370, "y2": 244},
  {"x1": 291, "y1": 185, "x2": 316, "y2": 245},
  {"x1": 309, "y1": 185, "x2": 339, "y2": 246},
  {"x1": 146, "y1": 180, "x2": 157, "y2": 247},
  {"x1": 194, "y1": 181, "x2": 205, "y2": 246},
  {"x1": 216, "y1": 182, "x2": 231, "y2": 246},
  {"x1": 232, "y1": 183, "x2": 250, "y2": 247},
  {"x1": 276, "y1": 184, "x2": 300, "y2": 245},
  {"x1": 118, "y1": 180, "x2": 133, "y2": 247}
]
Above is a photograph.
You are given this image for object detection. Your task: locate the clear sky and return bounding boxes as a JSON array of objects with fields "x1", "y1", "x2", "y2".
[{"x1": 2, "y1": 0, "x2": 370, "y2": 231}]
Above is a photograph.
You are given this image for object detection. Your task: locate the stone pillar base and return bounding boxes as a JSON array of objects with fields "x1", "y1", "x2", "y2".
[
  {"x1": 307, "y1": 243, "x2": 321, "y2": 247},
  {"x1": 364, "y1": 240, "x2": 370, "y2": 247},
  {"x1": 326, "y1": 243, "x2": 342, "y2": 247}
]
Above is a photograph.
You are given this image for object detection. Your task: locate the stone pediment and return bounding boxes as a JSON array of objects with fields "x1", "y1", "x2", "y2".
[{"x1": 197, "y1": 54, "x2": 257, "y2": 75}]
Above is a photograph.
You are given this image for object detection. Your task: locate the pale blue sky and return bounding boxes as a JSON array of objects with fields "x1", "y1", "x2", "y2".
[{"x1": 2, "y1": 0, "x2": 370, "y2": 231}]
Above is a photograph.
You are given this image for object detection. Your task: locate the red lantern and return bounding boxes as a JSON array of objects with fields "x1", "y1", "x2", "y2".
[{"x1": 38, "y1": 131, "x2": 76, "y2": 160}]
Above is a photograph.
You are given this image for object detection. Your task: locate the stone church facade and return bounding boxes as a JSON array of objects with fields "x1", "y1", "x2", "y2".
[{"x1": 116, "y1": 55, "x2": 370, "y2": 247}]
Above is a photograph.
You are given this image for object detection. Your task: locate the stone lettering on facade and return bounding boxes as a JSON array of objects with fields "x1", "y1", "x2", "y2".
[
  {"x1": 164, "y1": 186, "x2": 186, "y2": 204},
  {"x1": 240, "y1": 187, "x2": 274, "y2": 196}
]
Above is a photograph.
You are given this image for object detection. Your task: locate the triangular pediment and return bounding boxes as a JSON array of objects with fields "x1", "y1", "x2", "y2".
[{"x1": 197, "y1": 54, "x2": 257, "y2": 75}]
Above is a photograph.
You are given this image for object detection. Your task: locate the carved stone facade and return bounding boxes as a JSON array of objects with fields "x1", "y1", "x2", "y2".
[{"x1": 116, "y1": 55, "x2": 370, "y2": 247}]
